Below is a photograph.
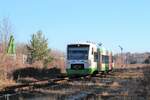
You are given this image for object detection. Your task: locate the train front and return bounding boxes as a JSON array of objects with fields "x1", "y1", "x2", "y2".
[{"x1": 66, "y1": 44, "x2": 91, "y2": 76}]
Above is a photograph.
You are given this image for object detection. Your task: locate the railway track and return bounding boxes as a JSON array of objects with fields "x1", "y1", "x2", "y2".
[
  {"x1": 0, "y1": 67, "x2": 144, "y2": 98},
  {"x1": 0, "y1": 72, "x2": 110, "y2": 95}
]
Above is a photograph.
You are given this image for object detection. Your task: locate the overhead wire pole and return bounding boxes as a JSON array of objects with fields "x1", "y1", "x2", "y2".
[{"x1": 118, "y1": 45, "x2": 123, "y2": 67}]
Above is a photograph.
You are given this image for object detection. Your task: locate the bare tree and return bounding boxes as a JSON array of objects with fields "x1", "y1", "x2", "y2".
[
  {"x1": 16, "y1": 43, "x2": 28, "y2": 55},
  {"x1": 0, "y1": 17, "x2": 13, "y2": 53}
]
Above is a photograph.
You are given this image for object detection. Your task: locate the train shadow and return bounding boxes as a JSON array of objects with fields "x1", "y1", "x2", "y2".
[{"x1": 12, "y1": 67, "x2": 61, "y2": 82}]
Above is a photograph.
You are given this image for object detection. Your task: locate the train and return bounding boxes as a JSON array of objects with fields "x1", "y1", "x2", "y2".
[{"x1": 66, "y1": 42, "x2": 114, "y2": 77}]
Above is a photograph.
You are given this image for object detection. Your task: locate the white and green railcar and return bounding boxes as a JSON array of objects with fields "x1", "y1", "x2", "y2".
[{"x1": 66, "y1": 42, "x2": 114, "y2": 76}]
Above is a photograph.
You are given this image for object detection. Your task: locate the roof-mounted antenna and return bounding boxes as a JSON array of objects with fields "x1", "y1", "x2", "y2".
[
  {"x1": 98, "y1": 42, "x2": 102, "y2": 47},
  {"x1": 86, "y1": 41, "x2": 90, "y2": 43}
]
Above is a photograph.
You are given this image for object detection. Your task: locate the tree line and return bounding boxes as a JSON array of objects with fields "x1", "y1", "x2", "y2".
[{"x1": 0, "y1": 17, "x2": 54, "y2": 68}]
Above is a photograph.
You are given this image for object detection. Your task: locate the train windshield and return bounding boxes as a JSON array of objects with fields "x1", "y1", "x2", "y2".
[{"x1": 67, "y1": 44, "x2": 89, "y2": 60}]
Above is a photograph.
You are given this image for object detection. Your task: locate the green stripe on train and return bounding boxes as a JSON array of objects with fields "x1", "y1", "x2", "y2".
[
  {"x1": 66, "y1": 67, "x2": 97, "y2": 76},
  {"x1": 101, "y1": 64, "x2": 109, "y2": 72}
]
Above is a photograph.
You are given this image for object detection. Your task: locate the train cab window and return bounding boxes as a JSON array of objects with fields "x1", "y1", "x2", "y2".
[{"x1": 94, "y1": 52, "x2": 98, "y2": 62}]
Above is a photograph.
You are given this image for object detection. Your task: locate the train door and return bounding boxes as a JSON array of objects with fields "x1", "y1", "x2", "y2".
[
  {"x1": 109, "y1": 52, "x2": 113, "y2": 71},
  {"x1": 96, "y1": 48, "x2": 101, "y2": 72},
  {"x1": 109, "y1": 52, "x2": 112, "y2": 70}
]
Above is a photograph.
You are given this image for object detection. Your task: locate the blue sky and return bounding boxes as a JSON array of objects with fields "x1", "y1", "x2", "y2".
[{"x1": 0, "y1": 0, "x2": 150, "y2": 53}]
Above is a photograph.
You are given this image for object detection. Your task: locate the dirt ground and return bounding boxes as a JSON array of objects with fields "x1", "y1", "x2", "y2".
[{"x1": 0, "y1": 66, "x2": 150, "y2": 100}]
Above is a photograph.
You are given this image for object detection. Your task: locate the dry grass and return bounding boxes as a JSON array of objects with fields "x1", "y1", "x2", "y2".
[
  {"x1": 101, "y1": 92, "x2": 110, "y2": 96},
  {"x1": 114, "y1": 70, "x2": 144, "y2": 79},
  {"x1": 110, "y1": 82, "x2": 121, "y2": 89},
  {"x1": 0, "y1": 79, "x2": 15, "y2": 90},
  {"x1": 0, "y1": 51, "x2": 65, "y2": 88}
]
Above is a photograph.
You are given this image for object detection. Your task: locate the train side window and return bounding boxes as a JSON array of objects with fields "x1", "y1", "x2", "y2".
[
  {"x1": 102, "y1": 55, "x2": 109, "y2": 64},
  {"x1": 112, "y1": 56, "x2": 114, "y2": 63},
  {"x1": 92, "y1": 48, "x2": 94, "y2": 55},
  {"x1": 94, "y1": 52, "x2": 98, "y2": 62}
]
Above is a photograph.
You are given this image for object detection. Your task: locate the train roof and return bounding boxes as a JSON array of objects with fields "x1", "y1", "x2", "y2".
[
  {"x1": 67, "y1": 42, "x2": 97, "y2": 46},
  {"x1": 67, "y1": 42, "x2": 113, "y2": 54}
]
